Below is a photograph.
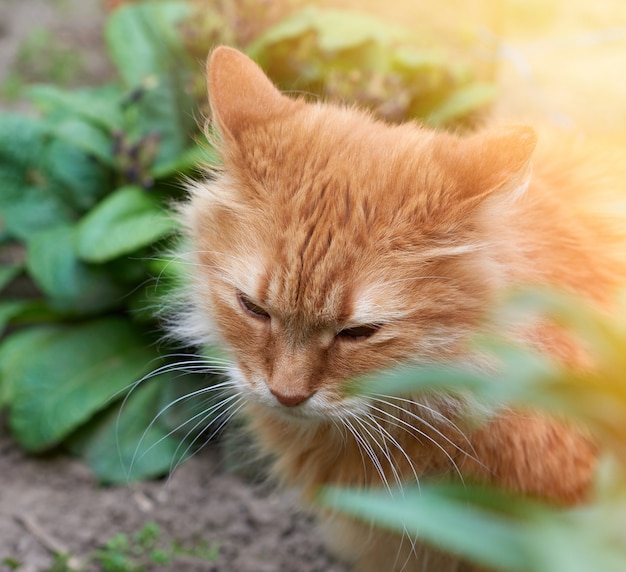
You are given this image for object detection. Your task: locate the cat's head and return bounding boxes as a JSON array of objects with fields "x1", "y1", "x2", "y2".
[{"x1": 178, "y1": 47, "x2": 536, "y2": 422}]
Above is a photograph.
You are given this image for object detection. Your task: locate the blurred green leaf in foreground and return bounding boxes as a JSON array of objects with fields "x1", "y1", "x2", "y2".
[{"x1": 321, "y1": 289, "x2": 626, "y2": 572}]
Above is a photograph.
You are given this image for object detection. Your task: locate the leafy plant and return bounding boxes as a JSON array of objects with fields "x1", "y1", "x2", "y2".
[
  {"x1": 319, "y1": 289, "x2": 626, "y2": 571},
  {"x1": 246, "y1": 6, "x2": 495, "y2": 126},
  {"x1": 182, "y1": 3, "x2": 495, "y2": 126},
  {"x1": 0, "y1": 1, "x2": 216, "y2": 483}
]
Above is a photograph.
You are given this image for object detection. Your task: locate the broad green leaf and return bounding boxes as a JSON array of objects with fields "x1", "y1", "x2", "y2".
[
  {"x1": 133, "y1": 77, "x2": 195, "y2": 167},
  {"x1": 392, "y1": 47, "x2": 443, "y2": 73},
  {"x1": 27, "y1": 84, "x2": 124, "y2": 131},
  {"x1": 350, "y1": 363, "x2": 492, "y2": 400},
  {"x1": 67, "y1": 373, "x2": 187, "y2": 483},
  {"x1": 249, "y1": 6, "x2": 405, "y2": 60},
  {"x1": 320, "y1": 483, "x2": 626, "y2": 572},
  {"x1": 105, "y1": 2, "x2": 191, "y2": 87},
  {"x1": 0, "y1": 325, "x2": 61, "y2": 407},
  {"x1": 8, "y1": 317, "x2": 157, "y2": 451},
  {"x1": 105, "y1": 2, "x2": 196, "y2": 168},
  {"x1": 76, "y1": 186, "x2": 177, "y2": 263},
  {"x1": 43, "y1": 137, "x2": 112, "y2": 211},
  {"x1": 320, "y1": 484, "x2": 531, "y2": 571},
  {"x1": 46, "y1": 117, "x2": 115, "y2": 167},
  {"x1": 0, "y1": 184, "x2": 74, "y2": 240},
  {"x1": 0, "y1": 116, "x2": 50, "y2": 228},
  {"x1": 0, "y1": 115, "x2": 106, "y2": 238},
  {"x1": 1, "y1": 299, "x2": 74, "y2": 325},
  {"x1": 26, "y1": 225, "x2": 125, "y2": 313},
  {"x1": 0, "y1": 262, "x2": 22, "y2": 292},
  {"x1": 0, "y1": 114, "x2": 45, "y2": 170},
  {"x1": 0, "y1": 300, "x2": 30, "y2": 337}
]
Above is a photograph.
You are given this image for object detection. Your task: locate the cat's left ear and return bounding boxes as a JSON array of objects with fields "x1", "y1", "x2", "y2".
[
  {"x1": 207, "y1": 46, "x2": 301, "y2": 141},
  {"x1": 452, "y1": 125, "x2": 537, "y2": 206}
]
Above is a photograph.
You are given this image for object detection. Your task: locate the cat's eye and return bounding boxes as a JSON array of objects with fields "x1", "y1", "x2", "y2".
[
  {"x1": 237, "y1": 291, "x2": 270, "y2": 320},
  {"x1": 336, "y1": 324, "x2": 380, "y2": 341}
]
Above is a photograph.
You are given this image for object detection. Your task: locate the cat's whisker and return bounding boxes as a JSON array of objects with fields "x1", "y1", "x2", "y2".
[
  {"x1": 355, "y1": 414, "x2": 406, "y2": 491},
  {"x1": 361, "y1": 412, "x2": 421, "y2": 489},
  {"x1": 350, "y1": 416, "x2": 395, "y2": 494},
  {"x1": 165, "y1": 396, "x2": 243, "y2": 481},
  {"x1": 368, "y1": 402, "x2": 466, "y2": 484},
  {"x1": 127, "y1": 383, "x2": 238, "y2": 479},
  {"x1": 374, "y1": 393, "x2": 480, "y2": 460},
  {"x1": 134, "y1": 389, "x2": 240, "y2": 466},
  {"x1": 372, "y1": 396, "x2": 479, "y2": 466},
  {"x1": 341, "y1": 417, "x2": 372, "y2": 487},
  {"x1": 115, "y1": 358, "x2": 225, "y2": 481},
  {"x1": 167, "y1": 398, "x2": 246, "y2": 483},
  {"x1": 176, "y1": 248, "x2": 262, "y2": 272},
  {"x1": 393, "y1": 525, "x2": 422, "y2": 572},
  {"x1": 329, "y1": 417, "x2": 349, "y2": 447},
  {"x1": 156, "y1": 352, "x2": 235, "y2": 366}
]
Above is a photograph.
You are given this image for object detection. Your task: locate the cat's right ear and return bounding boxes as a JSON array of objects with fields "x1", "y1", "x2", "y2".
[{"x1": 207, "y1": 46, "x2": 299, "y2": 141}]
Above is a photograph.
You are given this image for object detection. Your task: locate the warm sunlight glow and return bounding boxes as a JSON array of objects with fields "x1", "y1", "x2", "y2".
[{"x1": 317, "y1": 0, "x2": 626, "y2": 143}]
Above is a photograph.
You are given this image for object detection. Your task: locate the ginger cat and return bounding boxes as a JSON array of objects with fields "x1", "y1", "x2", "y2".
[{"x1": 175, "y1": 46, "x2": 626, "y2": 571}]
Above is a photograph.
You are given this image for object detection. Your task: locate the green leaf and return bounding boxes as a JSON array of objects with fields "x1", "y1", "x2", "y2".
[
  {"x1": 0, "y1": 300, "x2": 30, "y2": 337},
  {"x1": 0, "y1": 325, "x2": 60, "y2": 407},
  {"x1": 0, "y1": 115, "x2": 103, "y2": 239},
  {"x1": 46, "y1": 116, "x2": 115, "y2": 167},
  {"x1": 0, "y1": 184, "x2": 74, "y2": 240},
  {"x1": 134, "y1": 77, "x2": 195, "y2": 166},
  {"x1": 105, "y1": 2, "x2": 191, "y2": 88},
  {"x1": 67, "y1": 373, "x2": 186, "y2": 483},
  {"x1": 0, "y1": 114, "x2": 46, "y2": 170},
  {"x1": 105, "y1": 2, "x2": 204, "y2": 167},
  {"x1": 27, "y1": 84, "x2": 124, "y2": 131},
  {"x1": 76, "y1": 186, "x2": 177, "y2": 263},
  {"x1": 0, "y1": 116, "x2": 60, "y2": 236},
  {"x1": 249, "y1": 6, "x2": 405, "y2": 59},
  {"x1": 0, "y1": 262, "x2": 22, "y2": 292},
  {"x1": 42, "y1": 137, "x2": 111, "y2": 211},
  {"x1": 320, "y1": 483, "x2": 626, "y2": 572},
  {"x1": 7, "y1": 318, "x2": 157, "y2": 451},
  {"x1": 26, "y1": 225, "x2": 125, "y2": 313}
]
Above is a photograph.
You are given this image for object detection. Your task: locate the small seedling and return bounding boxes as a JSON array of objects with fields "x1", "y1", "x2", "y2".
[
  {"x1": 1, "y1": 557, "x2": 22, "y2": 570},
  {"x1": 2, "y1": 522, "x2": 218, "y2": 572}
]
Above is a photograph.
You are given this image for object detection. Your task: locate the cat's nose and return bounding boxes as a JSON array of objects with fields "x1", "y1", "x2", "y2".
[{"x1": 270, "y1": 388, "x2": 313, "y2": 407}]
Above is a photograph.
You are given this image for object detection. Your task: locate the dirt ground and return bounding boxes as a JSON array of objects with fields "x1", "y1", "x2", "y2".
[
  {"x1": 0, "y1": 424, "x2": 347, "y2": 572},
  {"x1": 1, "y1": 0, "x2": 625, "y2": 571}
]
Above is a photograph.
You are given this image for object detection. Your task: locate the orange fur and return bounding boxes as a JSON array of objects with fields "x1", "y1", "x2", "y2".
[{"x1": 177, "y1": 47, "x2": 626, "y2": 571}]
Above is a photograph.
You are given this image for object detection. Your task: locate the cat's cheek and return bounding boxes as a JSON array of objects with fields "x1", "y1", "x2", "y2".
[{"x1": 228, "y1": 365, "x2": 273, "y2": 404}]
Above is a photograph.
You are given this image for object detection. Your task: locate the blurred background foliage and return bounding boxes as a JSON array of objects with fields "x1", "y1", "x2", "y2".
[{"x1": 0, "y1": 1, "x2": 625, "y2": 571}]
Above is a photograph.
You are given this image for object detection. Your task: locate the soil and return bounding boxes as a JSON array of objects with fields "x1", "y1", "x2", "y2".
[
  {"x1": 1, "y1": 1, "x2": 625, "y2": 571},
  {"x1": 0, "y1": 425, "x2": 346, "y2": 572}
]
